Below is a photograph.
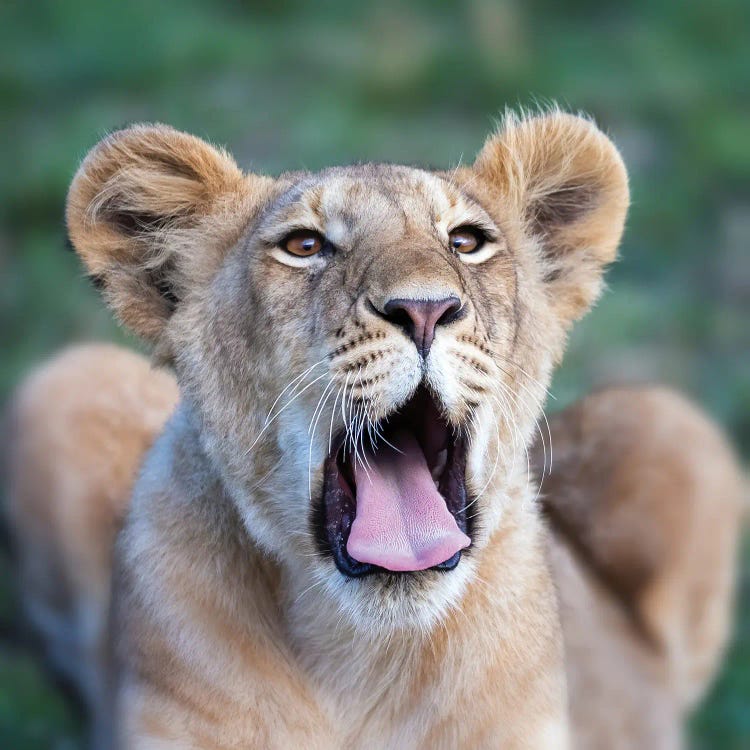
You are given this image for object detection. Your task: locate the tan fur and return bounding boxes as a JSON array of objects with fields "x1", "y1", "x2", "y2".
[
  {"x1": 534, "y1": 387, "x2": 743, "y2": 749},
  {"x1": 4, "y1": 345, "x2": 178, "y2": 733},
  {"x1": 4, "y1": 110, "x2": 744, "y2": 749}
]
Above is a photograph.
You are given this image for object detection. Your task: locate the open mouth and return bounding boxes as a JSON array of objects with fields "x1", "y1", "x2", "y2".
[{"x1": 314, "y1": 386, "x2": 472, "y2": 577}]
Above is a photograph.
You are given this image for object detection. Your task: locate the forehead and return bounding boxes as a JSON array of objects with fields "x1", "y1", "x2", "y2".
[{"x1": 260, "y1": 164, "x2": 488, "y2": 245}]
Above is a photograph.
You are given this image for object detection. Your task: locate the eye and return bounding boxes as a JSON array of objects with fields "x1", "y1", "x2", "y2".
[
  {"x1": 281, "y1": 230, "x2": 325, "y2": 257},
  {"x1": 448, "y1": 226, "x2": 485, "y2": 254}
]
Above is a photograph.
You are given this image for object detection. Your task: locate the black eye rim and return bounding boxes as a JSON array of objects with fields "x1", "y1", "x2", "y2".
[
  {"x1": 448, "y1": 224, "x2": 488, "y2": 255},
  {"x1": 279, "y1": 228, "x2": 331, "y2": 257}
]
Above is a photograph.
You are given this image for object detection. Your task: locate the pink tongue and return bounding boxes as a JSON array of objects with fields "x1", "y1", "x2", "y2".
[{"x1": 346, "y1": 429, "x2": 470, "y2": 572}]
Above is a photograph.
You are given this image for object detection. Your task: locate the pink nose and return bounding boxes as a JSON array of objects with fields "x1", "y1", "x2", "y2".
[{"x1": 382, "y1": 296, "x2": 463, "y2": 356}]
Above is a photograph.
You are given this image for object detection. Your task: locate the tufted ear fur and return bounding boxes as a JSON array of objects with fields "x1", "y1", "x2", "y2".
[
  {"x1": 473, "y1": 110, "x2": 629, "y2": 323},
  {"x1": 66, "y1": 124, "x2": 273, "y2": 344}
]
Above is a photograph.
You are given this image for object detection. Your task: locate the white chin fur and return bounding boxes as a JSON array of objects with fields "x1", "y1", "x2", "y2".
[{"x1": 314, "y1": 553, "x2": 478, "y2": 637}]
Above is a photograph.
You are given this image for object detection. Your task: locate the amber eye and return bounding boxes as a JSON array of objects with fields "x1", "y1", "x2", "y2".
[
  {"x1": 449, "y1": 226, "x2": 484, "y2": 254},
  {"x1": 282, "y1": 230, "x2": 324, "y2": 257}
]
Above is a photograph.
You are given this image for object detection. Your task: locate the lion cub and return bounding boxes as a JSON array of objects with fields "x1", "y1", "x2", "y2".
[{"x1": 5, "y1": 111, "x2": 744, "y2": 749}]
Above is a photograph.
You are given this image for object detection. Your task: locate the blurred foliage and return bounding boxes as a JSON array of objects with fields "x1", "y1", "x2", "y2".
[{"x1": 0, "y1": 0, "x2": 747, "y2": 747}]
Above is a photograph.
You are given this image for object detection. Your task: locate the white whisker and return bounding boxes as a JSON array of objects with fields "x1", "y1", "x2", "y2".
[
  {"x1": 264, "y1": 357, "x2": 328, "y2": 425},
  {"x1": 328, "y1": 380, "x2": 345, "y2": 454},
  {"x1": 308, "y1": 377, "x2": 336, "y2": 502},
  {"x1": 246, "y1": 370, "x2": 330, "y2": 455}
]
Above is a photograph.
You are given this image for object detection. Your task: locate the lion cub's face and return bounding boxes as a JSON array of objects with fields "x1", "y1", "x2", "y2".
[{"x1": 67, "y1": 113, "x2": 628, "y2": 632}]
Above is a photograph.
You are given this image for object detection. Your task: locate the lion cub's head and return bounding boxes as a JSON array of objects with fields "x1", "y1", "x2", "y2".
[{"x1": 67, "y1": 111, "x2": 628, "y2": 632}]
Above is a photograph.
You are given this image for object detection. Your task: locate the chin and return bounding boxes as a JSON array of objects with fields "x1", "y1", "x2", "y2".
[{"x1": 319, "y1": 551, "x2": 479, "y2": 636}]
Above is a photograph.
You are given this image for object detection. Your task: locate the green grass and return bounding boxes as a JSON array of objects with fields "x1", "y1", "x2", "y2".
[{"x1": 1, "y1": 1, "x2": 748, "y2": 746}]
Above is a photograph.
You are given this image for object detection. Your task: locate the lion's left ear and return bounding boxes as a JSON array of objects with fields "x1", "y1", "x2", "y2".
[{"x1": 472, "y1": 111, "x2": 629, "y2": 323}]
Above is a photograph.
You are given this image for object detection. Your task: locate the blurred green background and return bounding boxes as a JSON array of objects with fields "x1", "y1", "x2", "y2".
[{"x1": 0, "y1": 0, "x2": 748, "y2": 747}]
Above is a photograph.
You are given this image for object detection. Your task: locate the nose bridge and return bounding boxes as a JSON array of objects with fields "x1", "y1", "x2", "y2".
[{"x1": 365, "y1": 245, "x2": 463, "y2": 312}]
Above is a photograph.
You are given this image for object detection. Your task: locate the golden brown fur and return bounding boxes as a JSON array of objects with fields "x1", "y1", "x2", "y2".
[
  {"x1": 536, "y1": 387, "x2": 743, "y2": 749},
  {"x1": 4, "y1": 110, "x2": 744, "y2": 748},
  {"x1": 4, "y1": 345, "x2": 179, "y2": 734}
]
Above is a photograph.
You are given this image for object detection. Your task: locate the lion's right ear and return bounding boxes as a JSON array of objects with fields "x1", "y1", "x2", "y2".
[{"x1": 66, "y1": 124, "x2": 272, "y2": 342}]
